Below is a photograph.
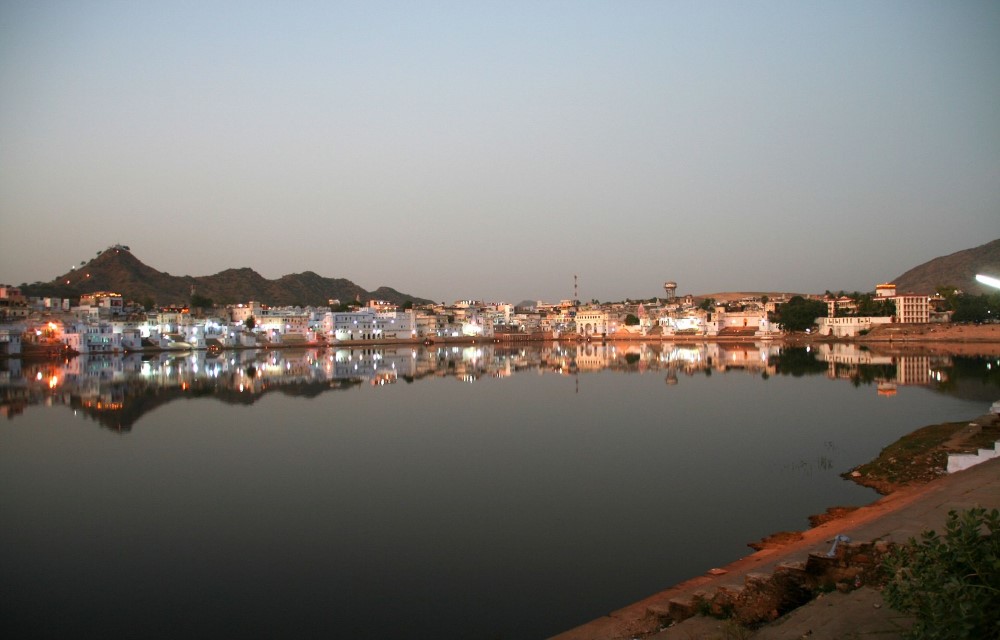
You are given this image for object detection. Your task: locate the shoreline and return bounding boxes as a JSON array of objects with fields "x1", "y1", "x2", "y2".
[
  {"x1": 550, "y1": 410, "x2": 1000, "y2": 639},
  {"x1": 10, "y1": 321, "x2": 1000, "y2": 360}
]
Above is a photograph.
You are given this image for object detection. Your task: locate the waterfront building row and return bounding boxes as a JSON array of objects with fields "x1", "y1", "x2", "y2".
[{"x1": 0, "y1": 278, "x2": 945, "y2": 356}]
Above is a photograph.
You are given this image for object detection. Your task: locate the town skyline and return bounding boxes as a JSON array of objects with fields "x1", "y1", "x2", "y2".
[
  {"x1": 5, "y1": 237, "x2": 999, "y2": 310},
  {"x1": 2, "y1": 2, "x2": 998, "y2": 302}
]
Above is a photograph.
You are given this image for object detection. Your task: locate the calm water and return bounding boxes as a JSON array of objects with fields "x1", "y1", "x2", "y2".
[{"x1": 1, "y1": 343, "x2": 996, "y2": 639}]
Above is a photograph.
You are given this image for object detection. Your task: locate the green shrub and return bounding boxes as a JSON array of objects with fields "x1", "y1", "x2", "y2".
[{"x1": 882, "y1": 507, "x2": 1000, "y2": 639}]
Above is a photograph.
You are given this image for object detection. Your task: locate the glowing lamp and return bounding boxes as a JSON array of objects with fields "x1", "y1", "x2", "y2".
[{"x1": 976, "y1": 274, "x2": 1000, "y2": 290}]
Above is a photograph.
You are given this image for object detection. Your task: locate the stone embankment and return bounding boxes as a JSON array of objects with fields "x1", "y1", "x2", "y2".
[
  {"x1": 859, "y1": 322, "x2": 1000, "y2": 343},
  {"x1": 551, "y1": 411, "x2": 1000, "y2": 640},
  {"x1": 854, "y1": 322, "x2": 1000, "y2": 357}
]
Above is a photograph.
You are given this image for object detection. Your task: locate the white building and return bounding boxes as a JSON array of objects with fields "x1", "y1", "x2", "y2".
[
  {"x1": 816, "y1": 316, "x2": 893, "y2": 337},
  {"x1": 875, "y1": 283, "x2": 930, "y2": 324},
  {"x1": 61, "y1": 322, "x2": 130, "y2": 354},
  {"x1": 576, "y1": 309, "x2": 611, "y2": 337},
  {"x1": 659, "y1": 314, "x2": 706, "y2": 335},
  {"x1": 0, "y1": 326, "x2": 22, "y2": 356},
  {"x1": 327, "y1": 309, "x2": 417, "y2": 341},
  {"x1": 893, "y1": 294, "x2": 930, "y2": 324}
]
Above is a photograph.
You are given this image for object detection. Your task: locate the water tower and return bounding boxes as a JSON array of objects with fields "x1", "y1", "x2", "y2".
[{"x1": 664, "y1": 281, "x2": 677, "y2": 301}]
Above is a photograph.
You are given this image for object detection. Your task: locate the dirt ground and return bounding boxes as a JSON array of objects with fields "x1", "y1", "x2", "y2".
[{"x1": 856, "y1": 322, "x2": 1000, "y2": 356}]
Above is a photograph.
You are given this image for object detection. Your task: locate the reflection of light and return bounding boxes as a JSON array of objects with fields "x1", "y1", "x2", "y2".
[
  {"x1": 49, "y1": 375, "x2": 58, "y2": 388},
  {"x1": 36, "y1": 371, "x2": 43, "y2": 381}
]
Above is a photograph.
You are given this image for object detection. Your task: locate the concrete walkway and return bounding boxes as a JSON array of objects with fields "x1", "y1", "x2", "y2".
[{"x1": 552, "y1": 450, "x2": 1000, "y2": 640}]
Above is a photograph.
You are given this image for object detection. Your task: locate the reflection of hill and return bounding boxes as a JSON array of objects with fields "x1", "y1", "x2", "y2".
[
  {"x1": 7, "y1": 345, "x2": 998, "y2": 434},
  {"x1": 70, "y1": 378, "x2": 363, "y2": 432}
]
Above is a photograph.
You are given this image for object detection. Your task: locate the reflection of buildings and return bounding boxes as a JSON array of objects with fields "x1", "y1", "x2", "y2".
[
  {"x1": 896, "y1": 356, "x2": 932, "y2": 385},
  {"x1": 574, "y1": 343, "x2": 611, "y2": 371},
  {"x1": 3, "y1": 343, "x2": 976, "y2": 431},
  {"x1": 812, "y1": 343, "x2": 945, "y2": 393}
]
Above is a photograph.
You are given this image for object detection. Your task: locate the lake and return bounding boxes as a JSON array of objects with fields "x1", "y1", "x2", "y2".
[{"x1": 1, "y1": 342, "x2": 996, "y2": 639}]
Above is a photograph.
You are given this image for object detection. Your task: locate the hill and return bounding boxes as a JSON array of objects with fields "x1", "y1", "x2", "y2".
[
  {"x1": 891, "y1": 239, "x2": 1000, "y2": 295},
  {"x1": 20, "y1": 246, "x2": 434, "y2": 307}
]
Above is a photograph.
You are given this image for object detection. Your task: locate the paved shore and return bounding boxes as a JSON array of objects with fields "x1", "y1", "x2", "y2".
[{"x1": 552, "y1": 423, "x2": 1000, "y2": 640}]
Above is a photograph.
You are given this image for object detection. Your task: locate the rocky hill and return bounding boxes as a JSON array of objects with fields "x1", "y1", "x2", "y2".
[
  {"x1": 891, "y1": 239, "x2": 1000, "y2": 295},
  {"x1": 21, "y1": 246, "x2": 433, "y2": 307}
]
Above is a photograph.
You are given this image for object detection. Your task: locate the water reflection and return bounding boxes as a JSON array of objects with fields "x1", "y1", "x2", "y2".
[
  {"x1": 3, "y1": 341, "x2": 998, "y2": 639},
  {"x1": 3, "y1": 342, "x2": 998, "y2": 431}
]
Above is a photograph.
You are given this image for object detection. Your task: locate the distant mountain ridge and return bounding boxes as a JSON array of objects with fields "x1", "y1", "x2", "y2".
[
  {"x1": 21, "y1": 247, "x2": 434, "y2": 307},
  {"x1": 891, "y1": 239, "x2": 1000, "y2": 295}
]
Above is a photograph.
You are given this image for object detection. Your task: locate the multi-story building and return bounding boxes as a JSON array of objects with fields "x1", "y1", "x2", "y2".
[
  {"x1": 327, "y1": 309, "x2": 417, "y2": 341},
  {"x1": 893, "y1": 294, "x2": 930, "y2": 324},
  {"x1": 230, "y1": 301, "x2": 265, "y2": 324},
  {"x1": 826, "y1": 296, "x2": 858, "y2": 317},
  {"x1": 0, "y1": 285, "x2": 30, "y2": 320},
  {"x1": 74, "y1": 291, "x2": 124, "y2": 319},
  {"x1": 0, "y1": 326, "x2": 22, "y2": 356},
  {"x1": 830, "y1": 284, "x2": 931, "y2": 326}
]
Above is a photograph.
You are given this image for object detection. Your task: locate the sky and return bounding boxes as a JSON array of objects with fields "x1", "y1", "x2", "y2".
[{"x1": 1, "y1": 1, "x2": 998, "y2": 304}]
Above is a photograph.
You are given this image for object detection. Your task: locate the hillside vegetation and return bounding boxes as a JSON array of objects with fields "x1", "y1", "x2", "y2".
[
  {"x1": 892, "y1": 239, "x2": 1000, "y2": 295},
  {"x1": 21, "y1": 247, "x2": 433, "y2": 307}
]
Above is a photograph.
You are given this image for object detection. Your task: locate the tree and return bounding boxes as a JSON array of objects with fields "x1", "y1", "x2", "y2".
[
  {"x1": 770, "y1": 347, "x2": 828, "y2": 376},
  {"x1": 191, "y1": 293, "x2": 214, "y2": 309},
  {"x1": 698, "y1": 297, "x2": 716, "y2": 311},
  {"x1": 244, "y1": 316, "x2": 256, "y2": 331},
  {"x1": 935, "y1": 285, "x2": 960, "y2": 310},
  {"x1": 402, "y1": 300, "x2": 414, "y2": 310},
  {"x1": 882, "y1": 508, "x2": 1000, "y2": 639},
  {"x1": 855, "y1": 295, "x2": 895, "y2": 317},
  {"x1": 951, "y1": 293, "x2": 1000, "y2": 323},
  {"x1": 624, "y1": 313, "x2": 640, "y2": 326},
  {"x1": 769, "y1": 296, "x2": 827, "y2": 332}
]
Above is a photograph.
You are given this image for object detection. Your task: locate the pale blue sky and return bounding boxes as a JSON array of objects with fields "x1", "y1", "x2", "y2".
[{"x1": 1, "y1": 1, "x2": 997, "y2": 303}]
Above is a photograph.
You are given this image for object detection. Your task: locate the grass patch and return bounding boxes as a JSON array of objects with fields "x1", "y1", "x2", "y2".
[
  {"x1": 845, "y1": 421, "x2": 967, "y2": 493},
  {"x1": 846, "y1": 415, "x2": 1000, "y2": 494}
]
